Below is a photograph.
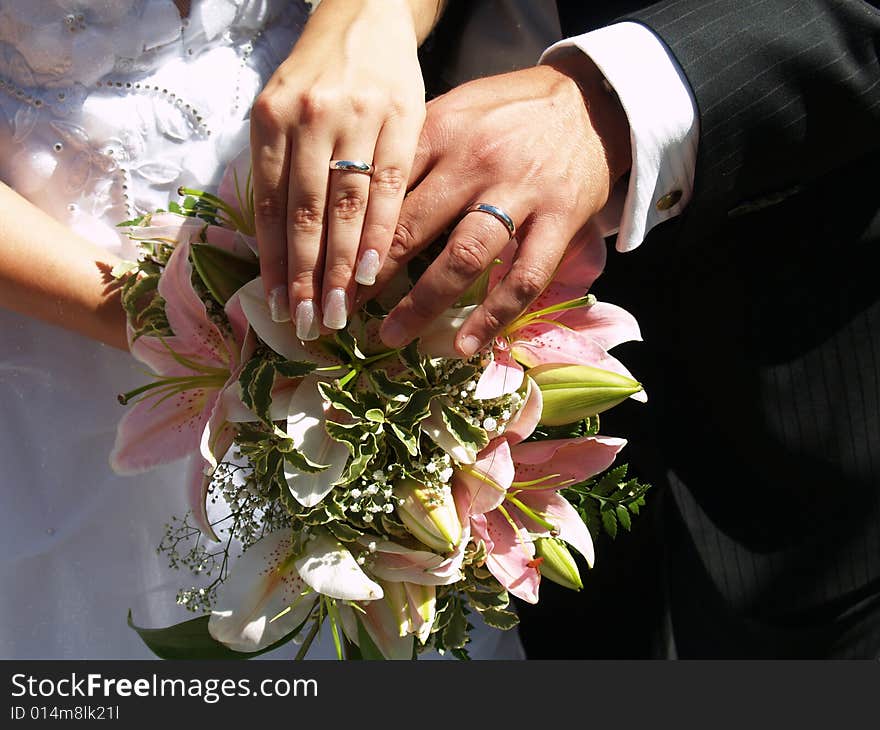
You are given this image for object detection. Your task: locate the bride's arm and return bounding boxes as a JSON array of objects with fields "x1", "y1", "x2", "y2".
[{"x1": 0, "y1": 182, "x2": 127, "y2": 350}]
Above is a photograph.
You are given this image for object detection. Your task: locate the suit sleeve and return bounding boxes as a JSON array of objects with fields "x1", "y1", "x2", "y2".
[{"x1": 625, "y1": 0, "x2": 880, "y2": 223}]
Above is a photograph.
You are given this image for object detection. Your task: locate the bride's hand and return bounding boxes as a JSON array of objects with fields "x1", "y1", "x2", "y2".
[{"x1": 250, "y1": 0, "x2": 439, "y2": 338}]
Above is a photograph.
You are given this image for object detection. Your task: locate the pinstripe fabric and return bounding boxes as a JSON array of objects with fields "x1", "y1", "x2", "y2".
[
  {"x1": 557, "y1": 0, "x2": 880, "y2": 657},
  {"x1": 419, "y1": 1, "x2": 880, "y2": 657}
]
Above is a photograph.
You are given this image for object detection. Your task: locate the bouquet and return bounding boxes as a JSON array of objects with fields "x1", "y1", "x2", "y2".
[{"x1": 111, "y1": 146, "x2": 650, "y2": 660}]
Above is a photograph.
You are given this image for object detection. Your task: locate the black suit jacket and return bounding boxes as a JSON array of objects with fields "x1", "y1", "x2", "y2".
[{"x1": 424, "y1": 1, "x2": 880, "y2": 657}]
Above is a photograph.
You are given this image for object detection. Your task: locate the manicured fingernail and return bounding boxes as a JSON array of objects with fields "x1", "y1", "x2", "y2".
[
  {"x1": 295, "y1": 299, "x2": 319, "y2": 341},
  {"x1": 354, "y1": 249, "x2": 381, "y2": 286},
  {"x1": 268, "y1": 286, "x2": 290, "y2": 323},
  {"x1": 458, "y1": 335, "x2": 482, "y2": 358},
  {"x1": 323, "y1": 288, "x2": 348, "y2": 330},
  {"x1": 380, "y1": 317, "x2": 407, "y2": 348}
]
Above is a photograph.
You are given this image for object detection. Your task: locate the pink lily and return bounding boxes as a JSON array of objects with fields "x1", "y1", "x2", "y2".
[
  {"x1": 457, "y1": 416, "x2": 626, "y2": 603},
  {"x1": 111, "y1": 237, "x2": 252, "y2": 539},
  {"x1": 475, "y1": 225, "x2": 644, "y2": 401},
  {"x1": 125, "y1": 211, "x2": 256, "y2": 259}
]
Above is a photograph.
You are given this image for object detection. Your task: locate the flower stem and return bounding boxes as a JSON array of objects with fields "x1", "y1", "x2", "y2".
[{"x1": 294, "y1": 618, "x2": 322, "y2": 661}]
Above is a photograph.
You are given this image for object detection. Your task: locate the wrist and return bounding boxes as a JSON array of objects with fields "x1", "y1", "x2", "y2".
[{"x1": 544, "y1": 52, "x2": 632, "y2": 190}]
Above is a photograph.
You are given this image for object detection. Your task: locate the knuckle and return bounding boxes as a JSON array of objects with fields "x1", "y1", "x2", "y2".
[
  {"x1": 349, "y1": 89, "x2": 381, "y2": 116},
  {"x1": 331, "y1": 187, "x2": 367, "y2": 221},
  {"x1": 289, "y1": 196, "x2": 324, "y2": 233},
  {"x1": 389, "y1": 221, "x2": 417, "y2": 261},
  {"x1": 371, "y1": 166, "x2": 406, "y2": 196},
  {"x1": 254, "y1": 194, "x2": 285, "y2": 223},
  {"x1": 290, "y1": 267, "x2": 316, "y2": 288},
  {"x1": 325, "y1": 260, "x2": 354, "y2": 283},
  {"x1": 403, "y1": 291, "x2": 436, "y2": 322},
  {"x1": 509, "y1": 265, "x2": 548, "y2": 304},
  {"x1": 250, "y1": 93, "x2": 284, "y2": 132},
  {"x1": 447, "y1": 235, "x2": 491, "y2": 281},
  {"x1": 297, "y1": 89, "x2": 332, "y2": 125}
]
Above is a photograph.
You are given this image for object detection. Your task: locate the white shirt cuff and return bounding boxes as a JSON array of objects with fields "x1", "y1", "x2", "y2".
[{"x1": 541, "y1": 21, "x2": 699, "y2": 252}]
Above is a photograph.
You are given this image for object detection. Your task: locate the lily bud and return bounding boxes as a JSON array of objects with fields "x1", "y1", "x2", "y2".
[
  {"x1": 379, "y1": 580, "x2": 412, "y2": 638},
  {"x1": 393, "y1": 478, "x2": 462, "y2": 553},
  {"x1": 530, "y1": 363, "x2": 643, "y2": 425},
  {"x1": 404, "y1": 582, "x2": 437, "y2": 644},
  {"x1": 534, "y1": 537, "x2": 583, "y2": 591}
]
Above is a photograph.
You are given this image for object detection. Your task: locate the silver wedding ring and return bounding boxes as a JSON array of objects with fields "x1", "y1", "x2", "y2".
[
  {"x1": 463, "y1": 203, "x2": 516, "y2": 239},
  {"x1": 329, "y1": 159, "x2": 375, "y2": 175}
]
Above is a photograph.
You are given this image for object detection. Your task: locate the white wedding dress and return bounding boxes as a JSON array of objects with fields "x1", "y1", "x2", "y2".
[{"x1": 0, "y1": 0, "x2": 524, "y2": 660}]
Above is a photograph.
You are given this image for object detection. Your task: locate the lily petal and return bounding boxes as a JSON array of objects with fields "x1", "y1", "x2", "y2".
[
  {"x1": 515, "y1": 490, "x2": 595, "y2": 568},
  {"x1": 453, "y1": 438, "x2": 514, "y2": 516},
  {"x1": 474, "y1": 347, "x2": 524, "y2": 400},
  {"x1": 359, "y1": 598, "x2": 416, "y2": 660},
  {"x1": 501, "y1": 377, "x2": 542, "y2": 446},
  {"x1": 294, "y1": 531, "x2": 384, "y2": 601},
  {"x1": 110, "y1": 386, "x2": 215, "y2": 474},
  {"x1": 555, "y1": 301, "x2": 642, "y2": 351},
  {"x1": 237, "y1": 278, "x2": 340, "y2": 367},
  {"x1": 365, "y1": 537, "x2": 467, "y2": 586},
  {"x1": 185, "y1": 452, "x2": 220, "y2": 542},
  {"x1": 417, "y1": 305, "x2": 478, "y2": 358},
  {"x1": 284, "y1": 376, "x2": 350, "y2": 508},
  {"x1": 511, "y1": 436, "x2": 626, "y2": 490},
  {"x1": 471, "y1": 509, "x2": 540, "y2": 604},
  {"x1": 209, "y1": 530, "x2": 317, "y2": 653},
  {"x1": 404, "y1": 582, "x2": 437, "y2": 644},
  {"x1": 217, "y1": 141, "x2": 252, "y2": 229},
  {"x1": 158, "y1": 238, "x2": 230, "y2": 366},
  {"x1": 128, "y1": 331, "x2": 211, "y2": 378}
]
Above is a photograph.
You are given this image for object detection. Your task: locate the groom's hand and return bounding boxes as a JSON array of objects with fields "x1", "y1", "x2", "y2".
[{"x1": 372, "y1": 53, "x2": 632, "y2": 356}]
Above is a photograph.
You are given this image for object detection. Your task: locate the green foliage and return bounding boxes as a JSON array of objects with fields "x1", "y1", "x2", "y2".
[
  {"x1": 561, "y1": 463, "x2": 652, "y2": 541},
  {"x1": 440, "y1": 404, "x2": 489, "y2": 454},
  {"x1": 190, "y1": 243, "x2": 258, "y2": 305},
  {"x1": 128, "y1": 611, "x2": 302, "y2": 660},
  {"x1": 432, "y1": 592, "x2": 471, "y2": 655},
  {"x1": 119, "y1": 263, "x2": 172, "y2": 342},
  {"x1": 238, "y1": 349, "x2": 316, "y2": 425}
]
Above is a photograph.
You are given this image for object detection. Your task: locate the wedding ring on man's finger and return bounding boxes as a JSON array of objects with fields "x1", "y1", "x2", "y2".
[
  {"x1": 462, "y1": 203, "x2": 517, "y2": 239},
  {"x1": 329, "y1": 159, "x2": 375, "y2": 175}
]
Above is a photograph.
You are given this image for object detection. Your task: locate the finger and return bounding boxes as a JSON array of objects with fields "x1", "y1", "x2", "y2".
[
  {"x1": 380, "y1": 192, "x2": 526, "y2": 349},
  {"x1": 353, "y1": 113, "x2": 422, "y2": 289},
  {"x1": 358, "y1": 165, "x2": 468, "y2": 306},
  {"x1": 321, "y1": 131, "x2": 381, "y2": 331},
  {"x1": 250, "y1": 113, "x2": 291, "y2": 323},
  {"x1": 286, "y1": 133, "x2": 334, "y2": 341},
  {"x1": 455, "y1": 218, "x2": 569, "y2": 357}
]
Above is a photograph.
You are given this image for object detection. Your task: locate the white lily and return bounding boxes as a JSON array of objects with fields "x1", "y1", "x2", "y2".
[
  {"x1": 417, "y1": 305, "x2": 477, "y2": 358},
  {"x1": 236, "y1": 277, "x2": 342, "y2": 369},
  {"x1": 208, "y1": 530, "x2": 315, "y2": 653},
  {"x1": 209, "y1": 529, "x2": 382, "y2": 653},
  {"x1": 294, "y1": 531, "x2": 383, "y2": 601},
  {"x1": 284, "y1": 375, "x2": 350, "y2": 508}
]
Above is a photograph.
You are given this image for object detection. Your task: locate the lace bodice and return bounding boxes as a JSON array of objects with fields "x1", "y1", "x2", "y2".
[{"x1": 0, "y1": 0, "x2": 310, "y2": 256}]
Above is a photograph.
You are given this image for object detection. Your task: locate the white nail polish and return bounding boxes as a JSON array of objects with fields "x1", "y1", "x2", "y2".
[
  {"x1": 268, "y1": 286, "x2": 290, "y2": 323},
  {"x1": 323, "y1": 288, "x2": 348, "y2": 330},
  {"x1": 295, "y1": 299, "x2": 319, "y2": 341},
  {"x1": 354, "y1": 249, "x2": 381, "y2": 286}
]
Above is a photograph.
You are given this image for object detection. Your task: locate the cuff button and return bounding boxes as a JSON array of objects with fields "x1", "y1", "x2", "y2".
[{"x1": 656, "y1": 190, "x2": 682, "y2": 211}]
